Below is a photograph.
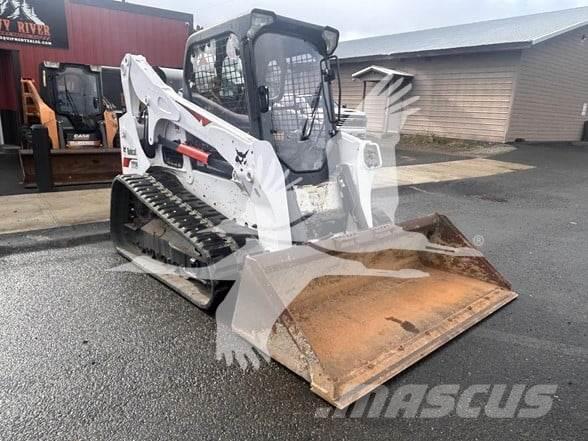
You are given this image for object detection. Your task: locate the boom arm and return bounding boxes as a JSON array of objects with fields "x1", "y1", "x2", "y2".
[{"x1": 119, "y1": 54, "x2": 293, "y2": 251}]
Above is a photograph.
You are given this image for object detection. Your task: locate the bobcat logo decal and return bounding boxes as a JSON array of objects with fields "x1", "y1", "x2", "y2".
[{"x1": 235, "y1": 149, "x2": 250, "y2": 166}]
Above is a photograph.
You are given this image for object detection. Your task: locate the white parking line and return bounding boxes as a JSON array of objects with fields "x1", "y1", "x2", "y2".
[{"x1": 375, "y1": 158, "x2": 535, "y2": 189}]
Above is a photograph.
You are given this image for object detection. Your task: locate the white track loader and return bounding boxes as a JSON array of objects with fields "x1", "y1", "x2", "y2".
[{"x1": 111, "y1": 10, "x2": 517, "y2": 409}]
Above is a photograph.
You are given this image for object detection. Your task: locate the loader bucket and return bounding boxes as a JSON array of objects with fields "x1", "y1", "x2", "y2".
[{"x1": 233, "y1": 214, "x2": 517, "y2": 409}]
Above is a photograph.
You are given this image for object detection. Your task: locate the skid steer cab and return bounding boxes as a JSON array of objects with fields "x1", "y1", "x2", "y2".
[
  {"x1": 113, "y1": 9, "x2": 517, "y2": 409},
  {"x1": 22, "y1": 62, "x2": 119, "y2": 149},
  {"x1": 184, "y1": 11, "x2": 346, "y2": 183}
]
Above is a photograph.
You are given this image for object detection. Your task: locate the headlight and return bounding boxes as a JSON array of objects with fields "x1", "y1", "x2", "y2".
[
  {"x1": 248, "y1": 10, "x2": 275, "y2": 37},
  {"x1": 363, "y1": 142, "x2": 382, "y2": 169},
  {"x1": 322, "y1": 28, "x2": 339, "y2": 55},
  {"x1": 43, "y1": 61, "x2": 60, "y2": 69}
]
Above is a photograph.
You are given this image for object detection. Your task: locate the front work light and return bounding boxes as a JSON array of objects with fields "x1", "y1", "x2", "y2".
[
  {"x1": 43, "y1": 61, "x2": 60, "y2": 69},
  {"x1": 322, "y1": 28, "x2": 339, "y2": 55},
  {"x1": 249, "y1": 10, "x2": 275, "y2": 38}
]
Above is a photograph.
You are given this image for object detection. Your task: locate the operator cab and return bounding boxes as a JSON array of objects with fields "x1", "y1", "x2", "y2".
[
  {"x1": 183, "y1": 9, "x2": 341, "y2": 184},
  {"x1": 40, "y1": 62, "x2": 105, "y2": 148}
]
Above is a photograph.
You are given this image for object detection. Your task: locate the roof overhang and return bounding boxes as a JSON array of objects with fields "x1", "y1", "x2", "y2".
[
  {"x1": 189, "y1": 9, "x2": 338, "y2": 56},
  {"x1": 531, "y1": 20, "x2": 588, "y2": 44},
  {"x1": 339, "y1": 41, "x2": 533, "y2": 63},
  {"x1": 351, "y1": 65, "x2": 413, "y2": 81}
]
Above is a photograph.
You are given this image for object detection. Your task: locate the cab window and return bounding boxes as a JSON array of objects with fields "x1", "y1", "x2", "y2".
[{"x1": 187, "y1": 33, "x2": 248, "y2": 115}]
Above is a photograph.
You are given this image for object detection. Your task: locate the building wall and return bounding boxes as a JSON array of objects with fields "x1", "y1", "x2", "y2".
[
  {"x1": 0, "y1": 0, "x2": 192, "y2": 84},
  {"x1": 0, "y1": 50, "x2": 20, "y2": 144},
  {"x1": 337, "y1": 51, "x2": 521, "y2": 142},
  {"x1": 0, "y1": 50, "x2": 18, "y2": 111},
  {"x1": 507, "y1": 26, "x2": 588, "y2": 142}
]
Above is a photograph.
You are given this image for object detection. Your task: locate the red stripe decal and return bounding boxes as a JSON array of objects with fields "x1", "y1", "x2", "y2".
[
  {"x1": 181, "y1": 104, "x2": 211, "y2": 126},
  {"x1": 193, "y1": 113, "x2": 211, "y2": 126},
  {"x1": 177, "y1": 144, "x2": 210, "y2": 164}
]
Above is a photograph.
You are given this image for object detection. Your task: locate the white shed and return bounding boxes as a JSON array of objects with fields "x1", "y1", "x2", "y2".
[{"x1": 351, "y1": 66, "x2": 413, "y2": 135}]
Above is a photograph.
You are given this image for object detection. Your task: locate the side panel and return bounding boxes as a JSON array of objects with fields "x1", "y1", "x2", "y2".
[
  {"x1": 336, "y1": 51, "x2": 521, "y2": 142},
  {"x1": 507, "y1": 26, "x2": 588, "y2": 142}
]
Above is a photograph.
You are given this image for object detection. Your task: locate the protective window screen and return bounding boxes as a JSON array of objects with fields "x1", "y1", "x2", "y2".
[
  {"x1": 54, "y1": 67, "x2": 101, "y2": 116},
  {"x1": 101, "y1": 68, "x2": 125, "y2": 111},
  {"x1": 255, "y1": 33, "x2": 328, "y2": 172},
  {"x1": 188, "y1": 33, "x2": 247, "y2": 115}
]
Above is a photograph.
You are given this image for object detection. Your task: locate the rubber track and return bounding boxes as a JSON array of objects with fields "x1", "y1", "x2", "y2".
[{"x1": 116, "y1": 173, "x2": 239, "y2": 264}]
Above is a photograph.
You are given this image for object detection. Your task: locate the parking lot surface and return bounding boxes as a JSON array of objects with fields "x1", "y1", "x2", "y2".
[{"x1": 0, "y1": 143, "x2": 585, "y2": 440}]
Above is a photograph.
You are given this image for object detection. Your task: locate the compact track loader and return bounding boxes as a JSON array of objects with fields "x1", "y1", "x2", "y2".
[{"x1": 111, "y1": 10, "x2": 517, "y2": 408}]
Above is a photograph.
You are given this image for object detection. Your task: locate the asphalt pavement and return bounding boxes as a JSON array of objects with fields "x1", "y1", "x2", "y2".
[
  {"x1": 0, "y1": 150, "x2": 34, "y2": 196},
  {"x1": 0, "y1": 143, "x2": 586, "y2": 440}
]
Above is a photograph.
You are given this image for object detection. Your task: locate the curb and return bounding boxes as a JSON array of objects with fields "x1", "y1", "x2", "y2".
[{"x1": 0, "y1": 221, "x2": 111, "y2": 257}]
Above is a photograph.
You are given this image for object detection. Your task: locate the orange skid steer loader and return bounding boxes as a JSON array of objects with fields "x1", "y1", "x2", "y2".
[{"x1": 19, "y1": 62, "x2": 121, "y2": 186}]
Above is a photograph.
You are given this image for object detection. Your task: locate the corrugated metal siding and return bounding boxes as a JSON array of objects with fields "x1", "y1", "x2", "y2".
[
  {"x1": 336, "y1": 51, "x2": 521, "y2": 142},
  {"x1": 507, "y1": 26, "x2": 588, "y2": 141},
  {"x1": 0, "y1": 0, "x2": 190, "y2": 84}
]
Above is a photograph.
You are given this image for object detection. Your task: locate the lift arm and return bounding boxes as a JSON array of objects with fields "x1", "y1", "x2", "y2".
[{"x1": 119, "y1": 54, "x2": 293, "y2": 251}]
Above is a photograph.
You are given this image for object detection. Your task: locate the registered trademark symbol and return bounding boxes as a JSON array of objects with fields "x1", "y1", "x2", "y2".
[{"x1": 473, "y1": 235, "x2": 485, "y2": 248}]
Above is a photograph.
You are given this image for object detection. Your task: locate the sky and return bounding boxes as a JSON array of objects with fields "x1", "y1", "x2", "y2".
[{"x1": 129, "y1": 0, "x2": 588, "y2": 40}]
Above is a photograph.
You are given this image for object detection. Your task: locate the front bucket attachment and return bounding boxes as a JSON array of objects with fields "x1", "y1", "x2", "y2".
[{"x1": 233, "y1": 214, "x2": 517, "y2": 409}]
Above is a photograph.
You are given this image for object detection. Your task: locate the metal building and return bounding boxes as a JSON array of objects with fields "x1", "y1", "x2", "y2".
[
  {"x1": 0, "y1": 0, "x2": 193, "y2": 145},
  {"x1": 336, "y1": 7, "x2": 588, "y2": 142}
]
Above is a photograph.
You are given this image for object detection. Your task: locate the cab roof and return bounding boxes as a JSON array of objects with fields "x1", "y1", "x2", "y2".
[{"x1": 186, "y1": 9, "x2": 339, "y2": 56}]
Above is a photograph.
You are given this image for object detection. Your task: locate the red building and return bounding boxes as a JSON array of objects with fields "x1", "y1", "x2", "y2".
[{"x1": 0, "y1": 0, "x2": 193, "y2": 144}]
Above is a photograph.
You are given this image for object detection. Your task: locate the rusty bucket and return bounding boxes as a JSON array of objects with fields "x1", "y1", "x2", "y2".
[{"x1": 233, "y1": 214, "x2": 517, "y2": 409}]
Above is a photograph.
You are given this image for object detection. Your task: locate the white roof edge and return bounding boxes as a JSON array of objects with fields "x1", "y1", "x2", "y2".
[
  {"x1": 531, "y1": 20, "x2": 588, "y2": 45},
  {"x1": 351, "y1": 65, "x2": 413, "y2": 79}
]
